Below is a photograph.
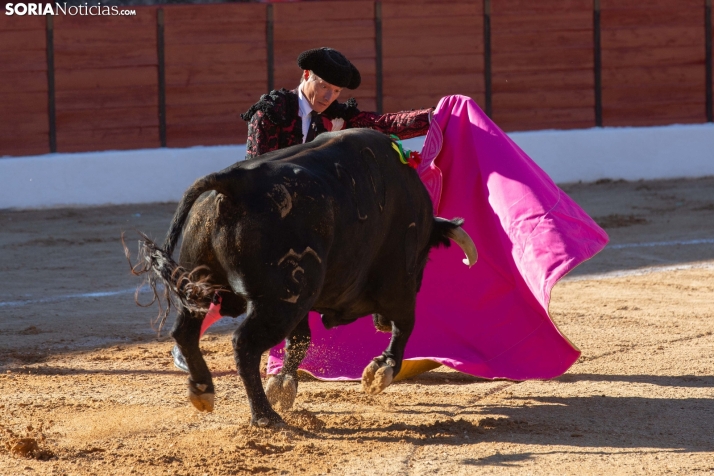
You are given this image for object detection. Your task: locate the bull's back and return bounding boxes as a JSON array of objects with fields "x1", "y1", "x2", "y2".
[
  {"x1": 182, "y1": 129, "x2": 434, "y2": 306},
  {"x1": 283, "y1": 130, "x2": 434, "y2": 303}
]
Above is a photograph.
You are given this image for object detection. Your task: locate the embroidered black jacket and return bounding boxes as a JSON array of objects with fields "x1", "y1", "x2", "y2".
[{"x1": 241, "y1": 89, "x2": 432, "y2": 160}]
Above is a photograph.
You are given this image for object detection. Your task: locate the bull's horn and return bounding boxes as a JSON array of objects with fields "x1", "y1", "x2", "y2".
[{"x1": 448, "y1": 226, "x2": 478, "y2": 267}]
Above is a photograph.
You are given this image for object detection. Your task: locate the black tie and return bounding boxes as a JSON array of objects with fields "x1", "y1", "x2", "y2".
[{"x1": 305, "y1": 111, "x2": 319, "y2": 143}]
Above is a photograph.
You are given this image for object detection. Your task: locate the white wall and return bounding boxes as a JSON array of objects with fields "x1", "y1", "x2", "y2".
[
  {"x1": 1, "y1": 123, "x2": 713, "y2": 209},
  {"x1": 0, "y1": 145, "x2": 245, "y2": 209},
  {"x1": 506, "y1": 123, "x2": 714, "y2": 184}
]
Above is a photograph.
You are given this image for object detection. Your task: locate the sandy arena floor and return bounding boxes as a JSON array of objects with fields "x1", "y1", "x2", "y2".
[{"x1": 1, "y1": 177, "x2": 713, "y2": 475}]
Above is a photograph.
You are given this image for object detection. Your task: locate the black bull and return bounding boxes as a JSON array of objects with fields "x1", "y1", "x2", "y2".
[{"x1": 127, "y1": 129, "x2": 477, "y2": 427}]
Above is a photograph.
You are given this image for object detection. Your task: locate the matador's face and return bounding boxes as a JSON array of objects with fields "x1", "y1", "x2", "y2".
[{"x1": 300, "y1": 71, "x2": 342, "y2": 113}]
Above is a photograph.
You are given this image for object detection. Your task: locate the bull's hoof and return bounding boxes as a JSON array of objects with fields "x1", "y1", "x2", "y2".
[
  {"x1": 188, "y1": 381, "x2": 214, "y2": 412},
  {"x1": 361, "y1": 358, "x2": 395, "y2": 395},
  {"x1": 188, "y1": 391, "x2": 215, "y2": 412},
  {"x1": 265, "y1": 374, "x2": 297, "y2": 411},
  {"x1": 251, "y1": 413, "x2": 285, "y2": 428}
]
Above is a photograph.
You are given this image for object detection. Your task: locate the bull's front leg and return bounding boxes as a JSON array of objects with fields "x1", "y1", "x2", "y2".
[
  {"x1": 265, "y1": 315, "x2": 310, "y2": 411},
  {"x1": 171, "y1": 309, "x2": 215, "y2": 412},
  {"x1": 362, "y1": 307, "x2": 415, "y2": 395}
]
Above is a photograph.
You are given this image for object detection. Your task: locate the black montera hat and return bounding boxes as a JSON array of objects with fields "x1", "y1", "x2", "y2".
[{"x1": 297, "y1": 47, "x2": 361, "y2": 90}]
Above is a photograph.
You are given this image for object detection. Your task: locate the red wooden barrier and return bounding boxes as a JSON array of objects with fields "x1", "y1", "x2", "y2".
[
  {"x1": 0, "y1": 15, "x2": 49, "y2": 156},
  {"x1": 382, "y1": 2, "x2": 484, "y2": 113},
  {"x1": 164, "y1": 3, "x2": 267, "y2": 147},
  {"x1": 600, "y1": 0, "x2": 707, "y2": 126},
  {"x1": 0, "y1": 1, "x2": 712, "y2": 157},
  {"x1": 490, "y1": 0, "x2": 595, "y2": 131},
  {"x1": 53, "y1": 7, "x2": 160, "y2": 153},
  {"x1": 273, "y1": 1, "x2": 377, "y2": 112},
  {"x1": 711, "y1": 0, "x2": 714, "y2": 122}
]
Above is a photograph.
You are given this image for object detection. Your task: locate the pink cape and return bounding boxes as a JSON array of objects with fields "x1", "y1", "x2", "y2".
[{"x1": 263, "y1": 95, "x2": 608, "y2": 381}]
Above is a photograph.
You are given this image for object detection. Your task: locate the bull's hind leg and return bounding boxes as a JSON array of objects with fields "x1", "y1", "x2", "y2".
[
  {"x1": 265, "y1": 315, "x2": 310, "y2": 411},
  {"x1": 362, "y1": 305, "x2": 415, "y2": 395},
  {"x1": 233, "y1": 302, "x2": 309, "y2": 427},
  {"x1": 171, "y1": 309, "x2": 215, "y2": 412}
]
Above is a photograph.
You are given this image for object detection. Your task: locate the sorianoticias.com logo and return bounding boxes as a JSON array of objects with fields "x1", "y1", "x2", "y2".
[{"x1": 5, "y1": 3, "x2": 136, "y2": 16}]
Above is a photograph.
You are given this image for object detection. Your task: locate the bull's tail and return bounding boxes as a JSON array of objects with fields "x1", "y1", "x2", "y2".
[
  {"x1": 122, "y1": 232, "x2": 223, "y2": 333},
  {"x1": 123, "y1": 171, "x2": 232, "y2": 332},
  {"x1": 162, "y1": 172, "x2": 232, "y2": 256},
  {"x1": 430, "y1": 217, "x2": 478, "y2": 267}
]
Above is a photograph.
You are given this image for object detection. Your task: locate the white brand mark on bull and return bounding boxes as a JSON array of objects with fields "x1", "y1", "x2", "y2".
[{"x1": 278, "y1": 247, "x2": 322, "y2": 265}]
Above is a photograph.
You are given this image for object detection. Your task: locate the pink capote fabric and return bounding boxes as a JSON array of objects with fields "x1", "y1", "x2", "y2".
[{"x1": 264, "y1": 95, "x2": 608, "y2": 381}]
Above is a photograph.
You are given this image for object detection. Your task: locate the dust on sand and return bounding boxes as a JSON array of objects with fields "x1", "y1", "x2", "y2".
[{"x1": 1, "y1": 177, "x2": 713, "y2": 475}]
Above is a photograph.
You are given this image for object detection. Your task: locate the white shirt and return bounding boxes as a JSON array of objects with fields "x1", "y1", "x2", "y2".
[
  {"x1": 297, "y1": 87, "x2": 345, "y2": 143},
  {"x1": 297, "y1": 87, "x2": 313, "y2": 144}
]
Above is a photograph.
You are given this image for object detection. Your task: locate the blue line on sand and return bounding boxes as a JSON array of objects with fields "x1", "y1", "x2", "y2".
[
  {"x1": 0, "y1": 287, "x2": 146, "y2": 308},
  {"x1": 609, "y1": 238, "x2": 714, "y2": 249},
  {"x1": 1, "y1": 237, "x2": 712, "y2": 308}
]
